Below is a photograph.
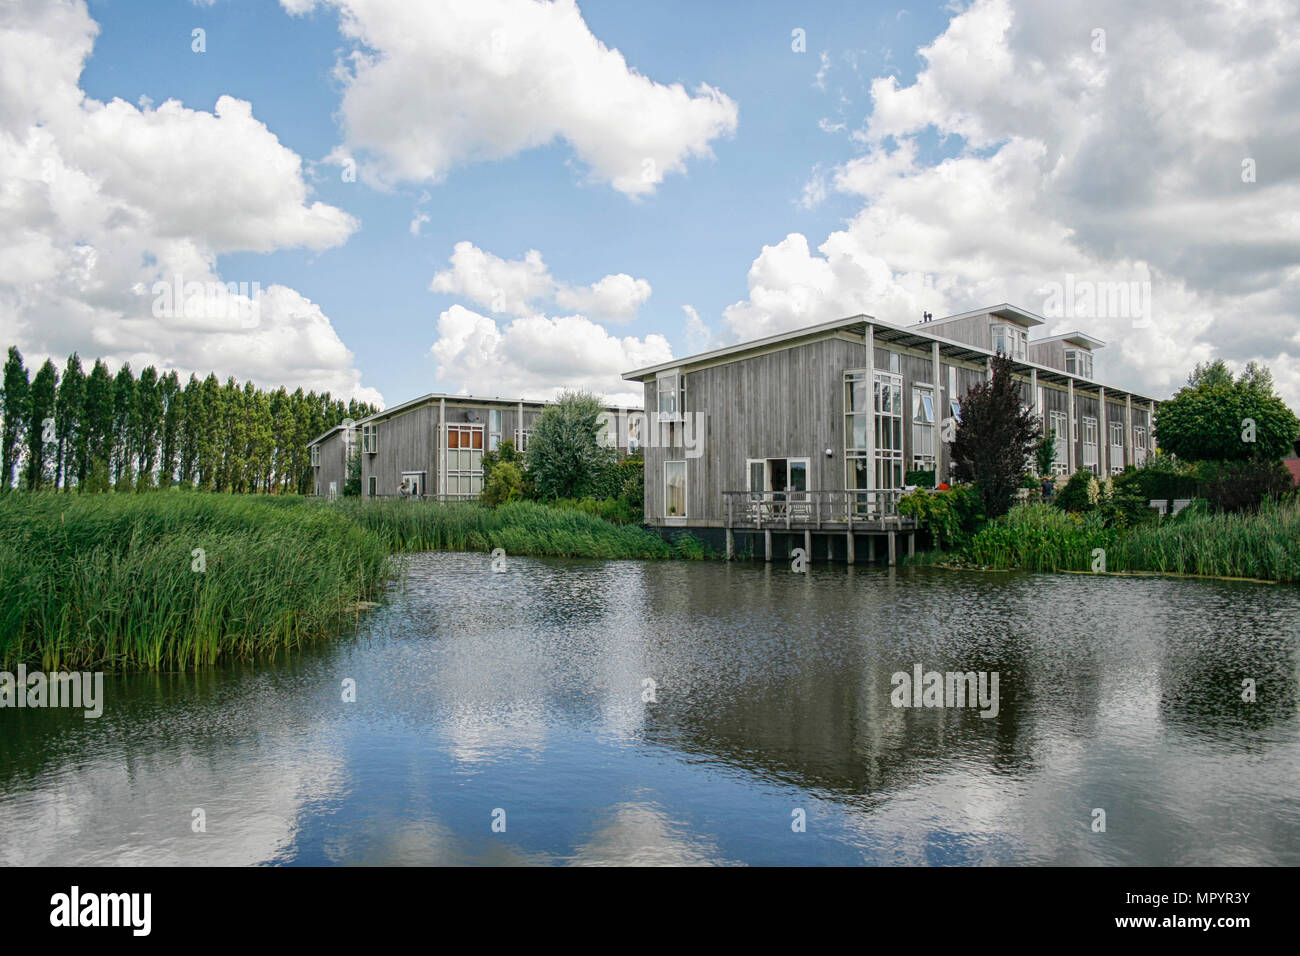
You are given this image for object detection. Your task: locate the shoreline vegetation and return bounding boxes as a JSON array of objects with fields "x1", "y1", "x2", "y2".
[
  {"x1": 909, "y1": 497, "x2": 1300, "y2": 584},
  {"x1": 0, "y1": 492, "x2": 710, "y2": 673}
]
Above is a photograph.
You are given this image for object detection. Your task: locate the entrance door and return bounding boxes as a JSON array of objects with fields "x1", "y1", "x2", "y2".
[{"x1": 402, "y1": 471, "x2": 424, "y2": 498}]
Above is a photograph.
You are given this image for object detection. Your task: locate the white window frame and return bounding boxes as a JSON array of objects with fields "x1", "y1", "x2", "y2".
[
  {"x1": 367, "y1": 475, "x2": 376, "y2": 497},
  {"x1": 1048, "y1": 411, "x2": 1069, "y2": 475},
  {"x1": 446, "y1": 423, "x2": 485, "y2": 499},
  {"x1": 664, "y1": 460, "x2": 687, "y2": 519},
  {"x1": 1065, "y1": 348, "x2": 1094, "y2": 379},
  {"x1": 874, "y1": 370, "x2": 904, "y2": 491},
  {"x1": 488, "y1": 410, "x2": 502, "y2": 452},
  {"x1": 657, "y1": 372, "x2": 681, "y2": 423},
  {"x1": 1134, "y1": 425, "x2": 1148, "y2": 466},
  {"x1": 912, "y1": 385, "x2": 936, "y2": 470},
  {"x1": 310, "y1": 444, "x2": 320, "y2": 467},
  {"x1": 1082, "y1": 416, "x2": 1099, "y2": 473},
  {"x1": 513, "y1": 429, "x2": 530, "y2": 452},
  {"x1": 991, "y1": 322, "x2": 1028, "y2": 361},
  {"x1": 361, "y1": 423, "x2": 378, "y2": 454},
  {"x1": 400, "y1": 471, "x2": 426, "y2": 498}
]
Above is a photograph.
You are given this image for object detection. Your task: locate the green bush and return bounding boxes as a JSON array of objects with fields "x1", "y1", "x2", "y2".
[
  {"x1": 1192, "y1": 458, "x2": 1294, "y2": 513},
  {"x1": 904, "y1": 469, "x2": 936, "y2": 489},
  {"x1": 480, "y1": 461, "x2": 526, "y2": 507},
  {"x1": 899, "y1": 484, "x2": 985, "y2": 550},
  {"x1": 1054, "y1": 468, "x2": 1100, "y2": 513}
]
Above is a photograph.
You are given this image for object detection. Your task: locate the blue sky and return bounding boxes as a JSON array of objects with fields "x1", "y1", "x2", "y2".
[{"x1": 4, "y1": 0, "x2": 1298, "y2": 409}]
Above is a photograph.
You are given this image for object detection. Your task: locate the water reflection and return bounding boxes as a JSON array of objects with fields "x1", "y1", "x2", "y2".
[{"x1": 2, "y1": 552, "x2": 1298, "y2": 865}]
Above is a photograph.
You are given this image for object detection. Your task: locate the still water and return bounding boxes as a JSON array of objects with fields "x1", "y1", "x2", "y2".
[{"x1": 2, "y1": 552, "x2": 1298, "y2": 866}]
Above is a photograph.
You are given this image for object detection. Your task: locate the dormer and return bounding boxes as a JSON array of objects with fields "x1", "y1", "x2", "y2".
[
  {"x1": 910, "y1": 304, "x2": 1044, "y2": 360},
  {"x1": 1029, "y1": 331, "x2": 1105, "y2": 378}
]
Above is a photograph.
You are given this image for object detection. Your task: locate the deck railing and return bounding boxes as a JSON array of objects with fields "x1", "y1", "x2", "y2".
[{"x1": 723, "y1": 489, "x2": 910, "y2": 529}]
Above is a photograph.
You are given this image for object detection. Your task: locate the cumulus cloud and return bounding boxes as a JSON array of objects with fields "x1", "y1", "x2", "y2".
[
  {"x1": 0, "y1": 0, "x2": 380, "y2": 404},
  {"x1": 282, "y1": 0, "x2": 738, "y2": 196},
  {"x1": 429, "y1": 304, "x2": 669, "y2": 406},
  {"x1": 728, "y1": 0, "x2": 1300, "y2": 407},
  {"x1": 430, "y1": 241, "x2": 651, "y2": 323}
]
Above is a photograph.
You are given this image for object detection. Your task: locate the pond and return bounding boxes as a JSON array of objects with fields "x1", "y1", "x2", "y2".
[{"x1": 2, "y1": 552, "x2": 1298, "y2": 865}]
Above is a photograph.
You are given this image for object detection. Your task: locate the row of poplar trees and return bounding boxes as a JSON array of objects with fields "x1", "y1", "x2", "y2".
[{"x1": 0, "y1": 346, "x2": 376, "y2": 494}]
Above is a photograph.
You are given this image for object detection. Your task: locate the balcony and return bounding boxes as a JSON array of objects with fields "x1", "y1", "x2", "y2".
[{"x1": 723, "y1": 489, "x2": 915, "y2": 531}]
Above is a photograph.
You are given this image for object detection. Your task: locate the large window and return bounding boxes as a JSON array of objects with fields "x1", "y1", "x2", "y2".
[
  {"x1": 310, "y1": 444, "x2": 320, "y2": 467},
  {"x1": 1048, "y1": 411, "x2": 1069, "y2": 475},
  {"x1": 1109, "y1": 420, "x2": 1125, "y2": 474},
  {"x1": 361, "y1": 423, "x2": 378, "y2": 454},
  {"x1": 991, "y1": 322, "x2": 1028, "y2": 361},
  {"x1": 446, "y1": 424, "x2": 485, "y2": 498},
  {"x1": 1134, "y1": 426, "x2": 1148, "y2": 466},
  {"x1": 657, "y1": 372, "x2": 681, "y2": 422},
  {"x1": 488, "y1": 410, "x2": 502, "y2": 452},
  {"x1": 1065, "y1": 348, "x2": 1094, "y2": 378},
  {"x1": 1082, "y1": 416, "x2": 1099, "y2": 473},
  {"x1": 874, "y1": 370, "x2": 904, "y2": 491},
  {"x1": 912, "y1": 385, "x2": 936, "y2": 471},
  {"x1": 664, "y1": 460, "x2": 686, "y2": 518},
  {"x1": 367, "y1": 475, "x2": 376, "y2": 497}
]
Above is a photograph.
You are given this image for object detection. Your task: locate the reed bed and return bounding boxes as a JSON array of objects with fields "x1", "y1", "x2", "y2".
[
  {"x1": 328, "y1": 497, "x2": 705, "y2": 560},
  {"x1": 956, "y1": 500, "x2": 1300, "y2": 582},
  {"x1": 0, "y1": 493, "x2": 390, "y2": 672},
  {"x1": 0, "y1": 493, "x2": 712, "y2": 672}
]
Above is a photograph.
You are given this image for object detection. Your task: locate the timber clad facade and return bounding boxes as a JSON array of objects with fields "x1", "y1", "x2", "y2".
[
  {"x1": 307, "y1": 393, "x2": 637, "y2": 500},
  {"x1": 624, "y1": 304, "x2": 1159, "y2": 546}
]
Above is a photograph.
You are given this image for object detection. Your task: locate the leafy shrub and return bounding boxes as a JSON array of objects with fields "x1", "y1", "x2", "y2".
[
  {"x1": 905, "y1": 469, "x2": 936, "y2": 489},
  {"x1": 1192, "y1": 458, "x2": 1295, "y2": 513},
  {"x1": 480, "y1": 461, "x2": 526, "y2": 507},
  {"x1": 899, "y1": 484, "x2": 985, "y2": 550},
  {"x1": 1054, "y1": 468, "x2": 1100, "y2": 513}
]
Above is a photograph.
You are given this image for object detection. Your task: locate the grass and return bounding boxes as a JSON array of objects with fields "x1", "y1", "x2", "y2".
[
  {"x1": 0, "y1": 492, "x2": 391, "y2": 672},
  {"x1": 0, "y1": 492, "x2": 713, "y2": 672},
  {"x1": 953, "y1": 500, "x2": 1300, "y2": 582},
  {"x1": 328, "y1": 497, "x2": 707, "y2": 559}
]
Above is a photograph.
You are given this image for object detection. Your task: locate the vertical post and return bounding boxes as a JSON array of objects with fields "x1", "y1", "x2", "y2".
[
  {"x1": 804, "y1": 529, "x2": 812, "y2": 563},
  {"x1": 726, "y1": 527, "x2": 734, "y2": 561},
  {"x1": 932, "y1": 340, "x2": 945, "y2": 484},
  {"x1": 439, "y1": 396, "x2": 447, "y2": 501},
  {"x1": 888, "y1": 531, "x2": 897, "y2": 566},
  {"x1": 867, "y1": 535, "x2": 875, "y2": 563},
  {"x1": 865, "y1": 323, "x2": 876, "y2": 496},
  {"x1": 1067, "y1": 379, "x2": 1076, "y2": 474},
  {"x1": 1030, "y1": 368, "x2": 1040, "y2": 432},
  {"x1": 518, "y1": 400, "x2": 524, "y2": 450},
  {"x1": 1149, "y1": 401, "x2": 1158, "y2": 453},
  {"x1": 1099, "y1": 386, "x2": 1108, "y2": 477},
  {"x1": 846, "y1": 530, "x2": 855, "y2": 565},
  {"x1": 1125, "y1": 394, "x2": 1134, "y2": 467},
  {"x1": 908, "y1": 532, "x2": 915, "y2": 558},
  {"x1": 764, "y1": 529, "x2": 772, "y2": 563}
]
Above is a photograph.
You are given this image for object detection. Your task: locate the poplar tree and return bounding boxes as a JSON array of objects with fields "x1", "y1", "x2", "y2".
[
  {"x1": 56, "y1": 354, "x2": 85, "y2": 490},
  {"x1": 0, "y1": 347, "x2": 29, "y2": 490},
  {"x1": 25, "y1": 359, "x2": 58, "y2": 489}
]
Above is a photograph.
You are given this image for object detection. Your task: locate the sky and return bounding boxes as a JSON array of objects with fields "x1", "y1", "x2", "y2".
[{"x1": 1, "y1": 0, "x2": 1297, "y2": 411}]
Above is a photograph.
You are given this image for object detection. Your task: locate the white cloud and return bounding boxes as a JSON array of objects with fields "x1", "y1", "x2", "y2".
[
  {"x1": 681, "y1": 305, "x2": 714, "y2": 355},
  {"x1": 282, "y1": 0, "x2": 738, "y2": 196},
  {"x1": 0, "y1": 0, "x2": 380, "y2": 404},
  {"x1": 429, "y1": 304, "x2": 669, "y2": 406},
  {"x1": 430, "y1": 241, "x2": 652, "y2": 323},
  {"x1": 725, "y1": 0, "x2": 1300, "y2": 408}
]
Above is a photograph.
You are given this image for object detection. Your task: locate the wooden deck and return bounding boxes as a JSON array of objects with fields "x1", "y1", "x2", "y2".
[{"x1": 722, "y1": 490, "x2": 918, "y2": 565}]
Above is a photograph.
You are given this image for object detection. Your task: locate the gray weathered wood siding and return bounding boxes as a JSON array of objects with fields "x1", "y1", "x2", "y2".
[
  {"x1": 644, "y1": 336, "x2": 862, "y2": 526},
  {"x1": 311, "y1": 430, "x2": 349, "y2": 497},
  {"x1": 361, "y1": 404, "x2": 438, "y2": 497}
]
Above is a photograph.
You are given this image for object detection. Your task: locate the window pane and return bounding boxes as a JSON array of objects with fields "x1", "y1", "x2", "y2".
[
  {"x1": 789, "y1": 460, "x2": 807, "y2": 492},
  {"x1": 749, "y1": 461, "x2": 764, "y2": 491},
  {"x1": 665, "y1": 462, "x2": 686, "y2": 515}
]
